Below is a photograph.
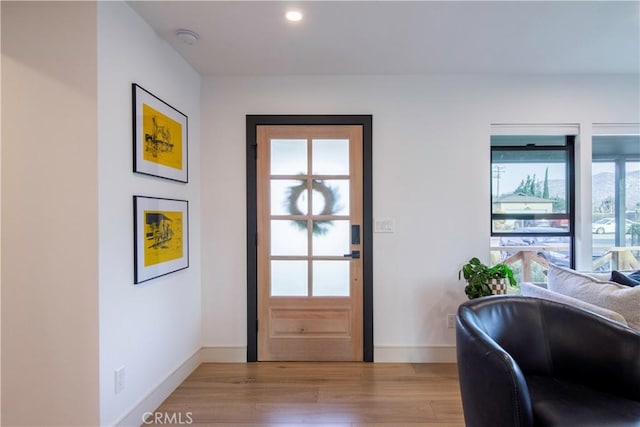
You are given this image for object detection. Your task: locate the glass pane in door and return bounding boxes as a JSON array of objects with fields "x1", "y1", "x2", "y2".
[
  {"x1": 271, "y1": 180, "x2": 308, "y2": 215},
  {"x1": 313, "y1": 260, "x2": 350, "y2": 296},
  {"x1": 312, "y1": 220, "x2": 350, "y2": 256},
  {"x1": 271, "y1": 220, "x2": 307, "y2": 256},
  {"x1": 271, "y1": 260, "x2": 308, "y2": 296},
  {"x1": 271, "y1": 139, "x2": 307, "y2": 175},
  {"x1": 311, "y1": 180, "x2": 349, "y2": 215},
  {"x1": 312, "y1": 139, "x2": 349, "y2": 175}
]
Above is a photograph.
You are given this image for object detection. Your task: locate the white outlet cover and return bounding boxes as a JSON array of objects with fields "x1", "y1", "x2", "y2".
[
  {"x1": 447, "y1": 314, "x2": 456, "y2": 329},
  {"x1": 115, "y1": 367, "x2": 125, "y2": 394}
]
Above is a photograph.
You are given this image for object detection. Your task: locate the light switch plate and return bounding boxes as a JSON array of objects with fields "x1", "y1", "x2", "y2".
[{"x1": 374, "y1": 218, "x2": 395, "y2": 233}]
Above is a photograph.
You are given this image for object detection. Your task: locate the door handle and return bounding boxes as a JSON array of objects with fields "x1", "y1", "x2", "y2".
[
  {"x1": 351, "y1": 225, "x2": 360, "y2": 245},
  {"x1": 343, "y1": 250, "x2": 361, "y2": 259}
]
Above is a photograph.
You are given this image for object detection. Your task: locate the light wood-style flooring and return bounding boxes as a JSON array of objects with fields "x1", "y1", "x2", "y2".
[{"x1": 147, "y1": 362, "x2": 465, "y2": 426}]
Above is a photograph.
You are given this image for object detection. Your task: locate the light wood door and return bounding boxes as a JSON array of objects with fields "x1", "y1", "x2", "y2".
[{"x1": 257, "y1": 125, "x2": 363, "y2": 361}]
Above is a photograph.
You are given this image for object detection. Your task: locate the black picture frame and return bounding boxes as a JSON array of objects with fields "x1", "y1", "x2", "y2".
[
  {"x1": 132, "y1": 84, "x2": 188, "y2": 183},
  {"x1": 133, "y1": 196, "x2": 189, "y2": 284}
]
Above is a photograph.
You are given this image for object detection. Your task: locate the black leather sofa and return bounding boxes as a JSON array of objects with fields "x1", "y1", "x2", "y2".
[{"x1": 456, "y1": 296, "x2": 640, "y2": 427}]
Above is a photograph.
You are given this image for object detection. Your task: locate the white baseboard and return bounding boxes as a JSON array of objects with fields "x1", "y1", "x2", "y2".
[
  {"x1": 374, "y1": 346, "x2": 457, "y2": 363},
  {"x1": 115, "y1": 349, "x2": 201, "y2": 427},
  {"x1": 200, "y1": 346, "x2": 247, "y2": 362},
  {"x1": 199, "y1": 346, "x2": 455, "y2": 363},
  {"x1": 198, "y1": 346, "x2": 455, "y2": 363}
]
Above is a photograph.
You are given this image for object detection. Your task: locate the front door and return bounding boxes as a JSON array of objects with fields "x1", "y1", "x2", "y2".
[{"x1": 255, "y1": 124, "x2": 364, "y2": 361}]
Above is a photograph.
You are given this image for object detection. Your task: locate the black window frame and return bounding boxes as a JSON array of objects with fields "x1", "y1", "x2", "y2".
[{"x1": 490, "y1": 136, "x2": 576, "y2": 269}]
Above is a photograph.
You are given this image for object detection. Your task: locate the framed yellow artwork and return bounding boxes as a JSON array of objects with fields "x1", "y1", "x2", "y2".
[
  {"x1": 134, "y1": 196, "x2": 189, "y2": 284},
  {"x1": 132, "y1": 84, "x2": 188, "y2": 182}
]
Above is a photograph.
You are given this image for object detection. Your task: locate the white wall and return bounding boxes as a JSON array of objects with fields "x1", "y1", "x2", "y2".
[
  {"x1": 1, "y1": 2, "x2": 99, "y2": 424},
  {"x1": 98, "y1": 2, "x2": 201, "y2": 426},
  {"x1": 201, "y1": 74, "x2": 639, "y2": 361}
]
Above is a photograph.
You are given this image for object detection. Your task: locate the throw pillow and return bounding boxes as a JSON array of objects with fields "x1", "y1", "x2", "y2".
[
  {"x1": 629, "y1": 269, "x2": 640, "y2": 282},
  {"x1": 547, "y1": 264, "x2": 640, "y2": 330},
  {"x1": 610, "y1": 270, "x2": 640, "y2": 287}
]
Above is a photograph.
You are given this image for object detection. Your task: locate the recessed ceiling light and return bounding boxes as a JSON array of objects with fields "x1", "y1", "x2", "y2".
[{"x1": 285, "y1": 10, "x2": 303, "y2": 22}]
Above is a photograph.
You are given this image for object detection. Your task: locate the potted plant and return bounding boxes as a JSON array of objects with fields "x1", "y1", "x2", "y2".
[{"x1": 458, "y1": 257, "x2": 517, "y2": 299}]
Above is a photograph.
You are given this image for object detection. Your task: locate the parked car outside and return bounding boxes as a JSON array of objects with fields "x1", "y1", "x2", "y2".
[{"x1": 591, "y1": 218, "x2": 636, "y2": 234}]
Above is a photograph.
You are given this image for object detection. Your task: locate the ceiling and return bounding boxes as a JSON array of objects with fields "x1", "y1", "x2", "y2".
[{"x1": 128, "y1": 1, "x2": 640, "y2": 76}]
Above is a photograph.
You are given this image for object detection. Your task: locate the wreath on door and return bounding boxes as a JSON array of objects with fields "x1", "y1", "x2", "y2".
[{"x1": 287, "y1": 180, "x2": 339, "y2": 235}]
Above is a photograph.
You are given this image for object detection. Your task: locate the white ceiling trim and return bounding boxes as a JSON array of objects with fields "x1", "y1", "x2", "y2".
[{"x1": 491, "y1": 124, "x2": 580, "y2": 136}]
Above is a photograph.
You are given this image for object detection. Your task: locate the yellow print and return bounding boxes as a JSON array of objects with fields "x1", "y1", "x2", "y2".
[
  {"x1": 142, "y1": 103, "x2": 183, "y2": 170},
  {"x1": 144, "y1": 210, "x2": 183, "y2": 267}
]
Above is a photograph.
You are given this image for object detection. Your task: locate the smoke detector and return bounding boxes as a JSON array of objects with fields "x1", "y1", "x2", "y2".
[{"x1": 175, "y1": 29, "x2": 199, "y2": 46}]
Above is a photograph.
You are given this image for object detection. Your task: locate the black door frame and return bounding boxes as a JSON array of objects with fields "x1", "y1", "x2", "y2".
[{"x1": 246, "y1": 115, "x2": 373, "y2": 362}]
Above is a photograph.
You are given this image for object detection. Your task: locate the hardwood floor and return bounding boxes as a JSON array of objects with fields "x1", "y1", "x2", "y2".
[{"x1": 147, "y1": 362, "x2": 465, "y2": 426}]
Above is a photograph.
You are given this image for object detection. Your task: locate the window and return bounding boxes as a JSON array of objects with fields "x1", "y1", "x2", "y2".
[
  {"x1": 591, "y1": 133, "x2": 640, "y2": 272},
  {"x1": 490, "y1": 135, "x2": 575, "y2": 282}
]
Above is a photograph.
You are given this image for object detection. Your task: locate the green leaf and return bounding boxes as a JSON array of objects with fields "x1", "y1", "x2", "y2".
[{"x1": 458, "y1": 257, "x2": 517, "y2": 299}]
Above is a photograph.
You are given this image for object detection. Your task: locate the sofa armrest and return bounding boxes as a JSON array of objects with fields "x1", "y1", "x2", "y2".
[
  {"x1": 520, "y1": 282, "x2": 628, "y2": 326},
  {"x1": 456, "y1": 306, "x2": 534, "y2": 427}
]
